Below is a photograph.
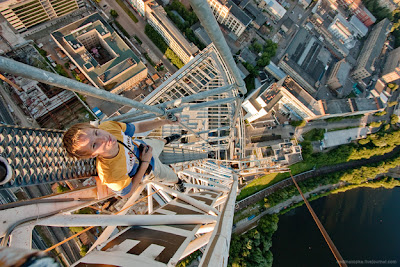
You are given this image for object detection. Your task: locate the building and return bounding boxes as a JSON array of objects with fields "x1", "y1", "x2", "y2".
[
  {"x1": 352, "y1": 19, "x2": 392, "y2": 81},
  {"x1": 328, "y1": 0, "x2": 376, "y2": 27},
  {"x1": 7, "y1": 76, "x2": 75, "y2": 122},
  {"x1": 51, "y1": 13, "x2": 147, "y2": 94},
  {"x1": 264, "y1": 61, "x2": 286, "y2": 80},
  {"x1": 272, "y1": 140, "x2": 303, "y2": 165},
  {"x1": 381, "y1": 47, "x2": 400, "y2": 83},
  {"x1": 146, "y1": 5, "x2": 199, "y2": 64},
  {"x1": 243, "y1": 77, "x2": 325, "y2": 123},
  {"x1": 370, "y1": 78, "x2": 390, "y2": 103},
  {"x1": 127, "y1": 0, "x2": 146, "y2": 17},
  {"x1": 349, "y1": 16, "x2": 368, "y2": 38},
  {"x1": 258, "y1": 0, "x2": 286, "y2": 21},
  {"x1": 243, "y1": 75, "x2": 384, "y2": 123},
  {"x1": 278, "y1": 28, "x2": 333, "y2": 94},
  {"x1": 326, "y1": 59, "x2": 351, "y2": 91},
  {"x1": 241, "y1": 1, "x2": 268, "y2": 29},
  {"x1": 299, "y1": 0, "x2": 312, "y2": 8},
  {"x1": 328, "y1": 14, "x2": 357, "y2": 49},
  {"x1": 0, "y1": 0, "x2": 84, "y2": 33},
  {"x1": 207, "y1": 0, "x2": 252, "y2": 37}
]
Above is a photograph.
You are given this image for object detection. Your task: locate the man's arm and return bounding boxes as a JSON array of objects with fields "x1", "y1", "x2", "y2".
[
  {"x1": 121, "y1": 161, "x2": 150, "y2": 198},
  {"x1": 121, "y1": 144, "x2": 153, "y2": 198},
  {"x1": 133, "y1": 118, "x2": 179, "y2": 133}
]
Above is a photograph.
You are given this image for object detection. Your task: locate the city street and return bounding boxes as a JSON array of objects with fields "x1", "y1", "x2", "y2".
[{"x1": 101, "y1": 0, "x2": 178, "y2": 74}]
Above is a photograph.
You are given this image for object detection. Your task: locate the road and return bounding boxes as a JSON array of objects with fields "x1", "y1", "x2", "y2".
[
  {"x1": 102, "y1": 0, "x2": 178, "y2": 74},
  {"x1": 0, "y1": 83, "x2": 38, "y2": 127}
]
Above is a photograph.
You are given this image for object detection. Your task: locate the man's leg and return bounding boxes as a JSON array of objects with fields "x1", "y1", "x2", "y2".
[{"x1": 142, "y1": 139, "x2": 179, "y2": 184}]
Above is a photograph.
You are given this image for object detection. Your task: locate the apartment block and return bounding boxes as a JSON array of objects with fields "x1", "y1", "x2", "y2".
[
  {"x1": 207, "y1": 0, "x2": 252, "y2": 37},
  {"x1": 51, "y1": 13, "x2": 147, "y2": 94},
  {"x1": 243, "y1": 76, "x2": 383, "y2": 123},
  {"x1": 327, "y1": 0, "x2": 376, "y2": 27},
  {"x1": 258, "y1": 0, "x2": 286, "y2": 20},
  {"x1": 0, "y1": 0, "x2": 83, "y2": 33},
  {"x1": 352, "y1": 19, "x2": 392, "y2": 81},
  {"x1": 381, "y1": 47, "x2": 400, "y2": 83},
  {"x1": 326, "y1": 59, "x2": 351, "y2": 91},
  {"x1": 146, "y1": 5, "x2": 199, "y2": 64},
  {"x1": 243, "y1": 77, "x2": 324, "y2": 123},
  {"x1": 328, "y1": 14, "x2": 357, "y2": 49}
]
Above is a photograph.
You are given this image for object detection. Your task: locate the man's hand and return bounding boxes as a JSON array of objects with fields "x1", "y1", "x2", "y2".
[
  {"x1": 167, "y1": 116, "x2": 181, "y2": 125},
  {"x1": 140, "y1": 145, "x2": 153, "y2": 162}
]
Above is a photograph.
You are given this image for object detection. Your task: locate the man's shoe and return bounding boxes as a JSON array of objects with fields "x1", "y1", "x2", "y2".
[
  {"x1": 165, "y1": 134, "x2": 181, "y2": 145},
  {"x1": 175, "y1": 178, "x2": 186, "y2": 193}
]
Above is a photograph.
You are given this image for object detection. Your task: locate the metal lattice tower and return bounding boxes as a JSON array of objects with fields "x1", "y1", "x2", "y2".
[{"x1": 0, "y1": 1, "x2": 253, "y2": 266}]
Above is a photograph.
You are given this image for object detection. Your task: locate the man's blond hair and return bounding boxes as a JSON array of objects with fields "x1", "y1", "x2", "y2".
[{"x1": 63, "y1": 123, "x2": 97, "y2": 158}]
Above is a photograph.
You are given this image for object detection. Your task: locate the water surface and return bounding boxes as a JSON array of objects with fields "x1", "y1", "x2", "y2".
[{"x1": 271, "y1": 187, "x2": 400, "y2": 266}]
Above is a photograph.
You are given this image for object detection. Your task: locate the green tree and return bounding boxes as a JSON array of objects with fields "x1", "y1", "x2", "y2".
[
  {"x1": 80, "y1": 245, "x2": 88, "y2": 256},
  {"x1": 374, "y1": 110, "x2": 387, "y2": 116},
  {"x1": 358, "y1": 138, "x2": 370, "y2": 145},
  {"x1": 388, "y1": 101, "x2": 398, "y2": 107},
  {"x1": 290, "y1": 119, "x2": 306, "y2": 127},
  {"x1": 56, "y1": 184, "x2": 69, "y2": 193},
  {"x1": 110, "y1": 9, "x2": 119, "y2": 18},
  {"x1": 251, "y1": 42, "x2": 263, "y2": 53},
  {"x1": 391, "y1": 114, "x2": 399, "y2": 124},
  {"x1": 369, "y1": 121, "x2": 383, "y2": 127},
  {"x1": 388, "y1": 83, "x2": 399, "y2": 91}
]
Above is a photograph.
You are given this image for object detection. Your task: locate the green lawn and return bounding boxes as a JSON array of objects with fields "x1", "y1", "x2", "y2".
[
  {"x1": 116, "y1": 0, "x2": 138, "y2": 23},
  {"x1": 237, "y1": 159, "x2": 315, "y2": 201}
]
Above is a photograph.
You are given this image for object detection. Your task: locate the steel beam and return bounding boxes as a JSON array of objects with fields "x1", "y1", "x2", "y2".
[
  {"x1": 109, "y1": 85, "x2": 234, "y2": 123},
  {"x1": 36, "y1": 215, "x2": 216, "y2": 227},
  {"x1": 183, "y1": 183, "x2": 228, "y2": 193},
  {"x1": 189, "y1": 0, "x2": 246, "y2": 95},
  {"x1": 152, "y1": 182, "x2": 220, "y2": 216},
  {"x1": 124, "y1": 97, "x2": 236, "y2": 123},
  {"x1": 0, "y1": 57, "x2": 166, "y2": 116}
]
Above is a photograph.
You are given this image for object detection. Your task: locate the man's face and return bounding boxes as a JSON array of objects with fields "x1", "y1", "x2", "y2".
[{"x1": 78, "y1": 128, "x2": 117, "y2": 158}]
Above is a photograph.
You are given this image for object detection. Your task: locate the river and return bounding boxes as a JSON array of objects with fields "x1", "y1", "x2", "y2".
[{"x1": 271, "y1": 187, "x2": 400, "y2": 266}]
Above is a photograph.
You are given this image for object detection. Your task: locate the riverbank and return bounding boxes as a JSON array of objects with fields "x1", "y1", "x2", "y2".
[
  {"x1": 233, "y1": 183, "x2": 338, "y2": 235},
  {"x1": 230, "y1": 178, "x2": 400, "y2": 266}
]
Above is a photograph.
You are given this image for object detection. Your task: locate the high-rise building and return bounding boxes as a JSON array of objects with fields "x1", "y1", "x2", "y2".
[
  {"x1": 146, "y1": 5, "x2": 199, "y2": 64},
  {"x1": 326, "y1": 59, "x2": 351, "y2": 91},
  {"x1": 51, "y1": 13, "x2": 148, "y2": 94},
  {"x1": 382, "y1": 47, "x2": 400, "y2": 83},
  {"x1": 243, "y1": 77, "x2": 324, "y2": 122},
  {"x1": 352, "y1": 19, "x2": 392, "y2": 81},
  {"x1": 207, "y1": 0, "x2": 252, "y2": 37},
  {"x1": 0, "y1": 0, "x2": 84, "y2": 33}
]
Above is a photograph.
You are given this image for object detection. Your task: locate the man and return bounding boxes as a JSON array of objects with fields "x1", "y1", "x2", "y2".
[{"x1": 63, "y1": 119, "x2": 182, "y2": 197}]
